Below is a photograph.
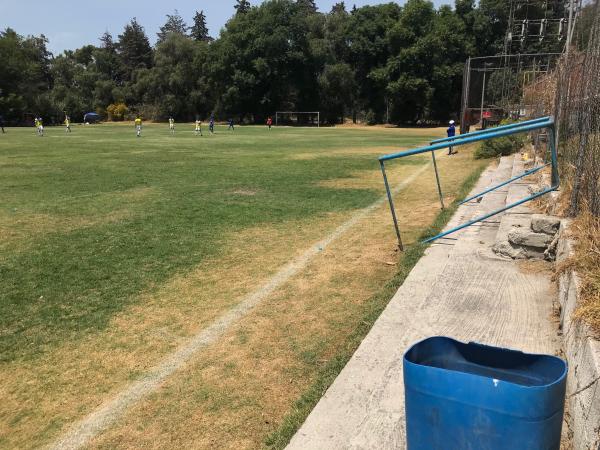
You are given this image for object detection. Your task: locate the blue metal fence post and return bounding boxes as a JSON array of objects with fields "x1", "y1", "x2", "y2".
[
  {"x1": 431, "y1": 151, "x2": 445, "y2": 209},
  {"x1": 378, "y1": 117, "x2": 559, "y2": 246},
  {"x1": 548, "y1": 123, "x2": 560, "y2": 187},
  {"x1": 379, "y1": 160, "x2": 404, "y2": 251}
]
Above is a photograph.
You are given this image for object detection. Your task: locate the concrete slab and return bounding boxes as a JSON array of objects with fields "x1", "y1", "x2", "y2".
[{"x1": 287, "y1": 155, "x2": 560, "y2": 450}]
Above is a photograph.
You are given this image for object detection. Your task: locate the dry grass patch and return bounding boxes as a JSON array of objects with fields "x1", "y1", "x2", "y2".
[
  {"x1": 230, "y1": 189, "x2": 259, "y2": 196},
  {"x1": 0, "y1": 155, "x2": 433, "y2": 450},
  {"x1": 0, "y1": 186, "x2": 154, "y2": 253},
  {"x1": 288, "y1": 146, "x2": 416, "y2": 161},
  {"x1": 0, "y1": 145, "x2": 482, "y2": 449},
  {"x1": 86, "y1": 179, "x2": 439, "y2": 450},
  {"x1": 518, "y1": 259, "x2": 553, "y2": 274},
  {"x1": 85, "y1": 156, "x2": 481, "y2": 450},
  {"x1": 0, "y1": 214, "x2": 357, "y2": 450},
  {"x1": 569, "y1": 210, "x2": 600, "y2": 334}
]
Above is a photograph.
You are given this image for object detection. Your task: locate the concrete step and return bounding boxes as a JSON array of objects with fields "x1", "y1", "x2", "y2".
[
  {"x1": 431, "y1": 155, "x2": 514, "y2": 251},
  {"x1": 492, "y1": 154, "x2": 555, "y2": 260}
]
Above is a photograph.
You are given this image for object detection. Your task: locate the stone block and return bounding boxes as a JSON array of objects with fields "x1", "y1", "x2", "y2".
[
  {"x1": 508, "y1": 228, "x2": 554, "y2": 248},
  {"x1": 531, "y1": 214, "x2": 561, "y2": 235}
]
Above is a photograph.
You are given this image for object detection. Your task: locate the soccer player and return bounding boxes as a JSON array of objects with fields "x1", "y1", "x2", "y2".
[
  {"x1": 266, "y1": 116, "x2": 272, "y2": 130},
  {"x1": 135, "y1": 115, "x2": 142, "y2": 137},
  {"x1": 228, "y1": 118, "x2": 234, "y2": 131},
  {"x1": 209, "y1": 115, "x2": 215, "y2": 134},
  {"x1": 447, "y1": 120, "x2": 456, "y2": 155},
  {"x1": 65, "y1": 115, "x2": 71, "y2": 133},
  {"x1": 35, "y1": 117, "x2": 44, "y2": 136},
  {"x1": 0, "y1": 115, "x2": 5, "y2": 133},
  {"x1": 195, "y1": 118, "x2": 203, "y2": 136},
  {"x1": 169, "y1": 116, "x2": 175, "y2": 135}
]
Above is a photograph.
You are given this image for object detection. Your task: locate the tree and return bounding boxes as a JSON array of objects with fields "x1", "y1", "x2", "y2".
[
  {"x1": 157, "y1": 10, "x2": 189, "y2": 43},
  {"x1": 297, "y1": 0, "x2": 317, "y2": 12},
  {"x1": 190, "y1": 10, "x2": 211, "y2": 42},
  {"x1": 330, "y1": 2, "x2": 346, "y2": 14},
  {"x1": 234, "y1": 0, "x2": 251, "y2": 15},
  {"x1": 118, "y1": 18, "x2": 153, "y2": 80},
  {"x1": 319, "y1": 63, "x2": 355, "y2": 123},
  {"x1": 1, "y1": 0, "x2": 511, "y2": 125},
  {"x1": 0, "y1": 28, "x2": 54, "y2": 122},
  {"x1": 133, "y1": 33, "x2": 209, "y2": 120},
  {"x1": 95, "y1": 31, "x2": 121, "y2": 82}
]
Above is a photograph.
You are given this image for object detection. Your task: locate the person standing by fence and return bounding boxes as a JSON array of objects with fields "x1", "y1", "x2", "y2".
[{"x1": 447, "y1": 120, "x2": 456, "y2": 155}]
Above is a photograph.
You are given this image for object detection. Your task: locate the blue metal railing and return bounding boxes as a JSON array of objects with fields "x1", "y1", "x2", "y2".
[
  {"x1": 378, "y1": 117, "x2": 559, "y2": 250},
  {"x1": 430, "y1": 117, "x2": 551, "y2": 145}
]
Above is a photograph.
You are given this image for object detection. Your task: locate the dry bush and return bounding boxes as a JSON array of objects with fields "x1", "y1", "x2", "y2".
[{"x1": 570, "y1": 208, "x2": 600, "y2": 334}]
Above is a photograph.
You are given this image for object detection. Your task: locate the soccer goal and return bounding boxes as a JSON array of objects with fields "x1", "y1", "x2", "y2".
[{"x1": 275, "y1": 111, "x2": 320, "y2": 127}]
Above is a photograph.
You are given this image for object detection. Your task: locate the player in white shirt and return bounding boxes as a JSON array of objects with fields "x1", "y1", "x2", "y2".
[{"x1": 169, "y1": 117, "x2": 175, "y2": 135}]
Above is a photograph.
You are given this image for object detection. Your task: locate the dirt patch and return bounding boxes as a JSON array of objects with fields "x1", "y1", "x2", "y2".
[
  {"x1": 287, "y1": 146, "x2": 411, "y2": 161},
  {"x1": 518, "y1": 259, "x2": 553, "y2": 274}
]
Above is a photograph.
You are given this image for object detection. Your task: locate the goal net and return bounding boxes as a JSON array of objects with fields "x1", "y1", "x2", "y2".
[{"x1": 275, "y1": 111, "x2": 320, "y2": 127}]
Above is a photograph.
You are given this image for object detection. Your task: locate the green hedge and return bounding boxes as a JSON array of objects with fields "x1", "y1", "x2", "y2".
[{"x1": 474, "y1": 121, "x2": 527, "y2": 159}]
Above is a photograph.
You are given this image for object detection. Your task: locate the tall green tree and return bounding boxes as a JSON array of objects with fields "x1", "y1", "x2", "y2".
[
  {"x1": 234, "y1": 0, "x2": 251, "y2": 15},
  {"x1": 118, "y1": 18, "x2": 153, "y2": 81},
  {"x1": 95, "y1": 31, "x2": 121, "y2": 82},
  {"x1": 190, "y1": 10, "x2": 211, "y2": 42},
  {"x1": 0, "y1": 28, "x2": 53, "y2": 121},
  {"x1": 133, "y1": 33, "x2": 209, "y2": 120},
  {"x1": 2, "y1": 0, "x2": 513, "y2": 124},
  {"x1": 157, "y1": 10, "x2": 189, "y2": 43}
]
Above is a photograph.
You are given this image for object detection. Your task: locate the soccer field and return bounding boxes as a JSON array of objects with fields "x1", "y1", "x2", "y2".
[{"x1": 0, "y1": 123, "x2": 486, "y2": 449}]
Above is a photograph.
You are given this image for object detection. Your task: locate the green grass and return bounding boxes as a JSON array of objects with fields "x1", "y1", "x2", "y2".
[
  {"x1": 0, "y1": 124, "x2": 438, "y2": 363},
  {"x1": 264, "y1": 164, "x2": 487, "y2": 449}
]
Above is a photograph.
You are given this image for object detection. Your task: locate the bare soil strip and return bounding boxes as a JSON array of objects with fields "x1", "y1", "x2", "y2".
[{"x1": 50, "y1": 163, "x2": 431, "y2": 450}]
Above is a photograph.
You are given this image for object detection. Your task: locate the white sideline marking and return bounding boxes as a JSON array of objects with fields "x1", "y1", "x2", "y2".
[{"x1": 50, "y1": 163, "x2": 431, "y2": 450}]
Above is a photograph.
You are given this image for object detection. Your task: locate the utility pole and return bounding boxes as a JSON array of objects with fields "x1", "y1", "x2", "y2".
[{"x1": 566, "y1": 0, "x2": 575, "y2": 54}]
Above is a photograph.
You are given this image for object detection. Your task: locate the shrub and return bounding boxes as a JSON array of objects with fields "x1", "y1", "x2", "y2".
[
  {"x1": 474, "y1": 121, "x2": 527, "y2": 159},
  {"x1": 106, "y1": 103, "x2": 129, "y2": 121},
  {"x1": 364, "y1": 109, "x2": 376, "y2": 125}
]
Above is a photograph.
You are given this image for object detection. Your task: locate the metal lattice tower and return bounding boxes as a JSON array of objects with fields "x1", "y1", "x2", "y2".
[{"x1": 504, "y1": 0, "x2": 582, "y2": 54}]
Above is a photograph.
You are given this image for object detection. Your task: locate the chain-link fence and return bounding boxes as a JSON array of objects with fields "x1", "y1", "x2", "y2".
[
  {"x1": 554, "y1": 0, "x2": 600, "y2": 216},
  {"x1": 524, "y1": 1, "x2": 599, "y2": 216}
]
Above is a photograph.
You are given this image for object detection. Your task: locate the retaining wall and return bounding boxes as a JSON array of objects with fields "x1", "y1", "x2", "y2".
[{"x1": 556, "y1": 222, "x2": 600, "y2": 449}]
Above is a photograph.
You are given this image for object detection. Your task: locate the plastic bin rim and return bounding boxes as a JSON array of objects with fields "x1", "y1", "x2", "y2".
[{"x1": 403, "y1": 336, "x2": 568, "y2": 390}]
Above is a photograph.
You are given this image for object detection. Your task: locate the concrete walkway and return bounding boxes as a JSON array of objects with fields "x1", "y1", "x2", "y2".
[{"x1": 287, "y1": 155, "x2": 560, "y2": 449}]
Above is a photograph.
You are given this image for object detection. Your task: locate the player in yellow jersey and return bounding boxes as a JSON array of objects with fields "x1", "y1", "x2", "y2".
[
  {"x1": 64, "y1": 115, "x2": 71, "y2": 133},
  {"x1": 195, "y1": 118, "x2": 203, "y2": 136},
  {"x1": 134, "y1": 116, "x2": 142, "y2": 137},
  {"x1": 35, "y1": 117, "x2": 44, "y2": 136}
]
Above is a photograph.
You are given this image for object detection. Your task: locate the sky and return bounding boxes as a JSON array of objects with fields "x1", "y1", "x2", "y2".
[{"x1": 0, "y1": 0, "x2": 450, "y2": 54}]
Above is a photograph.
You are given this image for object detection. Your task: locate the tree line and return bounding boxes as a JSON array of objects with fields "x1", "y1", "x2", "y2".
[{"x1": 0, "y1": 0, "x2": 511, "y2": 125}]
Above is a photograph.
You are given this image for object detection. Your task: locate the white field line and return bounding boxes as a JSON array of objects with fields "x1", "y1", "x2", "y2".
[{"x1": 50, "y1": 162, "x2": 431, "y2": 450}]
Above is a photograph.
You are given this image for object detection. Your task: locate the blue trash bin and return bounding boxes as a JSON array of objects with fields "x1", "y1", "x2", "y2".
[{"x1": 403, "y1": 336, "x2": 567, "y2": 450}]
